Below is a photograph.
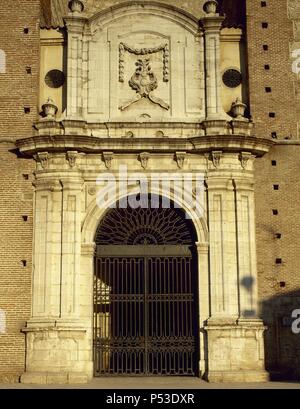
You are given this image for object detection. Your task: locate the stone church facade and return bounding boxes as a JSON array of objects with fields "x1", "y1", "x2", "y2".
[{"x1": 0, "y1": 0, "x2": 299, "y2": 384}]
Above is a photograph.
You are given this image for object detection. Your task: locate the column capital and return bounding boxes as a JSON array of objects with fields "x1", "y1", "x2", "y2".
[
  {"x1": 233, "y1": 178, "x2": 254, "y2": 192},
  {"x1": 195, "y1": 242, "x2": 209, "y2": 254},
  {"x1": 81, "y1": 242, "x2": 96, "y2": 256},
  {"x1": 33, "y1": 178, "x2": 62, "y2": 192},
  {"x1": 205, "y1": 177, "x2": 234, "y2": 191},
  {"x1": 60, "y1": 176, "x2": 84, "y2": 191},
  {"x1": 64, "y1": 16, "x2": 87, "y2": 34},
  {"x1": 201, "y1": 15, "x2": 225, "y2": 32}
]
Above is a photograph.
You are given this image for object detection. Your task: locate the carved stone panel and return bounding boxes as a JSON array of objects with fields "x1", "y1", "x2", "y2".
[{"x1": 87, "y1": 11, "x2": 204, "y2": 122}]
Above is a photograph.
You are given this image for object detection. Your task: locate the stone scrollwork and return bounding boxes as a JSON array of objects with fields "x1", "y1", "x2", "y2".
[
  {"x1": 139, "y1": 152, "x2": 150, "y2": 169},
  {"x1": 88, "y1": 186, "x2": 96, "y2": 196},
  {"x1": 119, "y1": 58, "x2": 169, "y2": 111},
  {"x1": 175, "y1": 152, "x2": 186, "y2": 169},
  {"x1": 211, "y1": 150, "x2": 223, "y2": 168},
  {"x1": 102, "y1": 152, "x2": 114, "y2": 169},
  {"x1": 119, "y1": 42, "x2": 169, "y2": 83},
  {"x1": 34, "y1": 151, "x2": 49, "y2": 169},
  {"x1": 67, "y1": 151, "x2": 78, "y2": 168},
  {"x1": 239, "y1": 152, "x2": 253, "y2": 169}
]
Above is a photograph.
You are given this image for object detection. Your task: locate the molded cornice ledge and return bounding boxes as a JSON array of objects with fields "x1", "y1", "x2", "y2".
[
  {"x1": 190, "y1": 135, "x2": 274, "y2": 157},
  {"x1": 16, "y1": 133, "x2": 274, "y2": 158}
]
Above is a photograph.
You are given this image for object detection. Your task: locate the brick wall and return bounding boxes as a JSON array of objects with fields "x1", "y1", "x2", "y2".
[
  {"x1": 246, "y1": 0, "x2": 298, "y2": 140},
  {"x1": 246, "y1": 1, "x2": 300, "y2": 378},
  {"x1": 0, "y1": 0, "x2": 40, "y2": 382},
  {"x1": 0, "y1": 0, "x2": 40, "y2": 139}
]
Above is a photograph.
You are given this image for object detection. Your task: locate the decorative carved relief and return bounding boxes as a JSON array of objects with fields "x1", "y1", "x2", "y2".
[
  {"x1": 88, "y1": 186, "x2": 96, "y2": 196},
  {"x1": 35, "y1": 152, "x2": 49, "y2": 169},
  {"x1": 119, "y1": 58, "x2": 169, "y2": 111},
  {"x1": 139, "y1": 152, "x2": 150, "y2": 169},
  {"x1": 67, "y1": 151, "x2": 78, "y2": 168},
  {"x1": 102, "y1": 152, "x2": 114, "y2": 169},
  {"x1": 211, "y1": 151, "x2": 222, "y2": 168},
  {"x1": 239, "y1": 152, "x2": 252, "y2": 169},
  {"x1": 175, "y1": 152, "x2": 186, "y2": 169},
  {"x1": 119, "y1": 42, "x2": 169, "y2": 83}
]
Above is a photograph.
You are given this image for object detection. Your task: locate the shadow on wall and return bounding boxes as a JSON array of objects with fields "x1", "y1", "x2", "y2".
[{"x1": 260, "y1": 289, "x2": 300, "y2": 381}]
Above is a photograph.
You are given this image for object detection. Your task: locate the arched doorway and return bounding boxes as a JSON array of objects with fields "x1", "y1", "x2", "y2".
[{"x1": 93, "y1": 196, "x2": 199, "y2": 376}]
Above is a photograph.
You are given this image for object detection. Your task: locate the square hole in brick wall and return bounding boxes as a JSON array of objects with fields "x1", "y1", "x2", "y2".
[
  {"x1": 263, "y1": 45, "x2": 268, "y2": 50},
  {"x1": 271, "y1": 160, "x2": 277, "y2": 166},
  {"x1": 262, "y1": 22, "x2": 268, "y2": 28},
  {"x1": 272, "y1": 209, "x2": 278, "y2": 215},
  {"x1": 261, "y1": 1, "x2": 267, "y2": 6},
  {"x1": 271, "y1": 132, "x2": 277, "y2": 138},
  {"x1": 265, "y1": 87, "x2": 272, "y2": 93},
  {"x1": 275, "y1": 233, "x2": 282, "y2": 239},
  {"x1": 264, "y1": 64, "x2": 270, "y2": 70},
  {"x1": 279, "y1": 282, "x2": 286, "y2": 288},
  {"x1": 273, "y1": 184, "x2": 279, "y2": 190},
  {"x1": 23, "y1": 28, "x2": 29, "y2": 34},
  {"x1": 276, "y1": 258, "x2": 282, "y2": 264},
  {"x1": 269, "y1": 112, "x2": 276, "y2": 118}
]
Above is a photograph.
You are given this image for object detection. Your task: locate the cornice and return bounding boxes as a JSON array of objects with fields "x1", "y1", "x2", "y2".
[{"x1": 16, "y1": 133, "x2": 274, "y2": 158}]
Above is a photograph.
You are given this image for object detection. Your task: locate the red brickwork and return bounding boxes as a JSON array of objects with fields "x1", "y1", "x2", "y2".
[{"x1": 0, "y1": 0, "x2": 39, "y2": 381}]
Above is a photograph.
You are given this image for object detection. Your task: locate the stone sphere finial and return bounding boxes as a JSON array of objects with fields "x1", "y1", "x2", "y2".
[
  {"x1": 231, "y1": 97, "x2": 247, "y2": 119},
  {"x1": 203, "y1": 0, "x2": 218, "y2": 15},
  {"x1": 42, "y1": 97, "x2": 58, "y2": 119},
  {"x1": 68, "y1": 0, "x2": 84, "y2": 14}
]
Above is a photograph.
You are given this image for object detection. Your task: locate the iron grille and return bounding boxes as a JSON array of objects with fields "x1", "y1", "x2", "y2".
[{"x1": 94, "y1": 251, "x2": 198, "y2": 376}]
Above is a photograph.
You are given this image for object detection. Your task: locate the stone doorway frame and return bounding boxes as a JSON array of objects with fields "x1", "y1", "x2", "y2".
[{"x1": 82, "y1": 190, "x2": 210, "y2": 379}]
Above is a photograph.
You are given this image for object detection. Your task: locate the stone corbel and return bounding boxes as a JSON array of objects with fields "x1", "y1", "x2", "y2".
[
  {"x1": 239, "y1": 152, "x2": 253, "y2": 169},
  {"x1": 175, "y1": 152, "x2": 186, "y2": 169},
  {"x1": 211, "y1": 151, "x2": 223, "y2": 168},
  {"x1": 34, "y1": 152, "x2": 49, "y2": 169},
  {"x1": 102, "y1": 152, "x2": 114, "y2": 169},
  {"x1": 66, "y1": 151, "x2": 78, "y2": 168},
  {"x1": 139, "y1": 152, "x2": 150, "y2": 169}
]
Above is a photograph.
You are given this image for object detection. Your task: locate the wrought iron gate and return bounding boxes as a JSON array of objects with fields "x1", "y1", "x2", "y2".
[
  {"x1": 93, "y1": 246, "x2": 198, "y2": 376},
  {"x1": 93, "y1": 201, "x2": 199, "y2": 376}
]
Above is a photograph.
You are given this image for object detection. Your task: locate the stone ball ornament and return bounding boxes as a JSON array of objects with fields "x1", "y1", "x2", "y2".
[
  {"x1": 203, "y1": 0, "x2": 218, "y2": 15},
  {"x1": 68, "y1": 0, "x2": 84, "y2": 14},
  {"x1": 231, "y1": 97, "x2": 247, "y2": 119},
  {"x1": 42, "y1": 97, "x2": 58, "y2": 119}
]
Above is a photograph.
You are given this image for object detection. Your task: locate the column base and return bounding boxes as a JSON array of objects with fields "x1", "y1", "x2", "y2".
[
  {"x1": 20, "y1": 371, "x2": 89, "y2": 384},
  {"x1": 205, "y1": 370, "x2": 270, "y2": 383},
  {"x1": 22, "y1": 321, "x2": 93, "y2": 384},
  {"x1": 204, "y1": 318, "x2": 268, "y2": 383}
]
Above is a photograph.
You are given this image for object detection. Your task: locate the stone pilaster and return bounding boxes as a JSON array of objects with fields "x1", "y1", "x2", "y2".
[
  {"x1": 206, "y1": 176, "x2": 239, "y2": 320},
  {"x1": 31, "y1": 177, "x2": 62, "y2": 321},
  {"x1": 196, "y1": 242, "x2": 209, "y2": 377},
  {"x1": 60, "y1": 176, "x2": 84, "y2": 319},
  {"x1": 64, "y1": 14, "x2": 87, "y2": 118},
  {"x1": 204, "y1": 158, "x2": 268, "y2": 382},
  {"x1": 201, "y1": 10, "x2": 226, "y2": 120},
  {"x1": 233, "y1": 176, "x2": 258, "y2": 318},
  {"x1": 21, "y1": 171, "x2": 93, "y2": 384}
]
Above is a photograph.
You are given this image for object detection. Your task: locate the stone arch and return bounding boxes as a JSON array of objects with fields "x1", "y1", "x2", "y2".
[
  {"x1": 82, "y1": 185, "x2": 208, "y2": 247},
  {"x1": 89, "y1": 1, "x2": 199, "y2": 35}
]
